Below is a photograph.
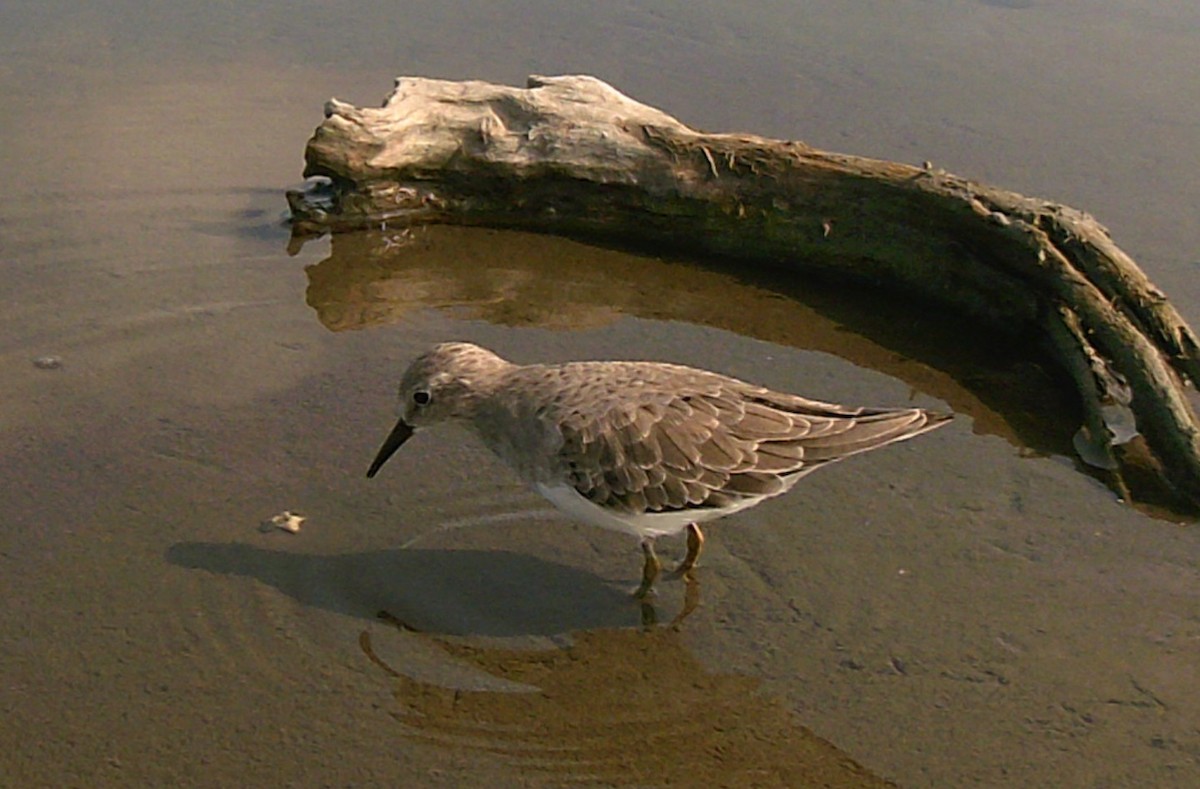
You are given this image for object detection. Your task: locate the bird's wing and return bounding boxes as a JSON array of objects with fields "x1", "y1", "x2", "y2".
[{"x1": 557, "y1": 385, "x2": 949, "y2": 515}]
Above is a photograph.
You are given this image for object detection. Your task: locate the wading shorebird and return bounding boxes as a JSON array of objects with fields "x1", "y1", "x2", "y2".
[{"x1": 367, "y1": 342, "x2": 951, "y2": 598}]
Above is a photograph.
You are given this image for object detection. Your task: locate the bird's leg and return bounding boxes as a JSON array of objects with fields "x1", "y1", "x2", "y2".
[
  {"x1": 669, "y1": 523, "x2": 705, "y2": 577},
  {"x1": 669, "y1": 571, "x2": 702, "y2": 628},
  {"x1": 633, "y1": 538, "x2": 661, "y2": 599}
]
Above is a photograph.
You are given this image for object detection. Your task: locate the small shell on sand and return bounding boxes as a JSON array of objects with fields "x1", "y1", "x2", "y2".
[{"x1": 260, "y1": 511, "x2": 306, "y2": 534}]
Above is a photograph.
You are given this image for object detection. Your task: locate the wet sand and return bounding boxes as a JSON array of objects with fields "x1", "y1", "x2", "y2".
[{"x1": 4, "y1": 2, "x2": 1200, "y2": 787}]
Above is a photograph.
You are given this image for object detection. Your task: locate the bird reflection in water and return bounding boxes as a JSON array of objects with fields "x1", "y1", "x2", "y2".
[{"x1": 359, "y1": 601, "x2": 892, "y2": 788}]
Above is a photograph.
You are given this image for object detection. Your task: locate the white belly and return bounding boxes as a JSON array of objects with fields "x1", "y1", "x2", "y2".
[{"x1": 533, "y1": 482, "x2": 768, "y2": 540}]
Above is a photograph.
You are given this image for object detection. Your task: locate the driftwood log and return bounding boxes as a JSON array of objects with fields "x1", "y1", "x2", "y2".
[{"x1": 287, "y1": 74, "x2": 1200, "y2": 510}]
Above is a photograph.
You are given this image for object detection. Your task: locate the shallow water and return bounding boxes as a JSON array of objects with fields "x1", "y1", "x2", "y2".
[{"x1": 4, "y1": 2, "x2": 1200, "y2": 787}]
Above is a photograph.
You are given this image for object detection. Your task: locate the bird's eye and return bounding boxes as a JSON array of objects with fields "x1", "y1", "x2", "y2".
[{"x1": 412, "y1": 390, "x2": 432, "y2": 406}]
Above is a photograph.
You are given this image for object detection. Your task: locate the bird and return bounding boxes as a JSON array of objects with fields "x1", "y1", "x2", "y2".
[{"x1": 367, "y1": 342, "x2": 951, "y2": 598}]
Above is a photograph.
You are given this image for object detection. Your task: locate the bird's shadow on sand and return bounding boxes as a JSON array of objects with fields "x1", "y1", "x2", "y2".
[{"x1": 165, "y1": 541, "x2": 640, "y2": 636}]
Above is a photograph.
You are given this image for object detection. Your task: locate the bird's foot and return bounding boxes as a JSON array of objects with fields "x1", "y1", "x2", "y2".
[
  {"x1": 631, "y1": 537, "x2": 661, "y2": 599},
  {"x1": 666, "y1": 522, "x2": 704, "y2": 579}
]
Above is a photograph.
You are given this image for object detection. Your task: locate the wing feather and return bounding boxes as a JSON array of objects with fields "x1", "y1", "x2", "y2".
[{"x1": 554, "y1": 372, "x2": 948, "y2": 515}]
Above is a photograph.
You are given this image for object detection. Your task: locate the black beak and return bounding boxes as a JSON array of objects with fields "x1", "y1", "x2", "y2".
[{"x1": 366, "y1": 419, "x2": 415, "y2": 478}]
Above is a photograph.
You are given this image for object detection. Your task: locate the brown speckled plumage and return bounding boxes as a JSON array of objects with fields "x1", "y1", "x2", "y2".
[{"x1": 368, "y1": 342, "x2": 951, "y2": 597}]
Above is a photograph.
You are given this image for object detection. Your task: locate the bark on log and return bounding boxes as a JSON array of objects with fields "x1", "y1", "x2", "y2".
[{"x1": 286, "y1": 74, "x2": 1200, "y2": 509}]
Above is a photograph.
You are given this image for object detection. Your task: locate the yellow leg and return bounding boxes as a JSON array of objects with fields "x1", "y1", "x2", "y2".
[
  {"x1": 670, "y1": 523, "x2": 705, "y2": 577},
  {"x1": 669, "y1": 571, "x2": 702, "y2": 628},
  {"x1": 633, "y1": 538, "x2": 661, "y2": 599}
]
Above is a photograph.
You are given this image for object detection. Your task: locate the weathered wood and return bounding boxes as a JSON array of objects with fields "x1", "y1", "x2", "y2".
[{"x1": 287, "y1": 74, "x2": 1200, "y2": 509}]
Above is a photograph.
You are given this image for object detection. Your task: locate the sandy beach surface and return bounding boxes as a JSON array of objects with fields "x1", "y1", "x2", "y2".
[{"x1": 4, "y1": 2, "x2": 1200, "y2": 786}]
